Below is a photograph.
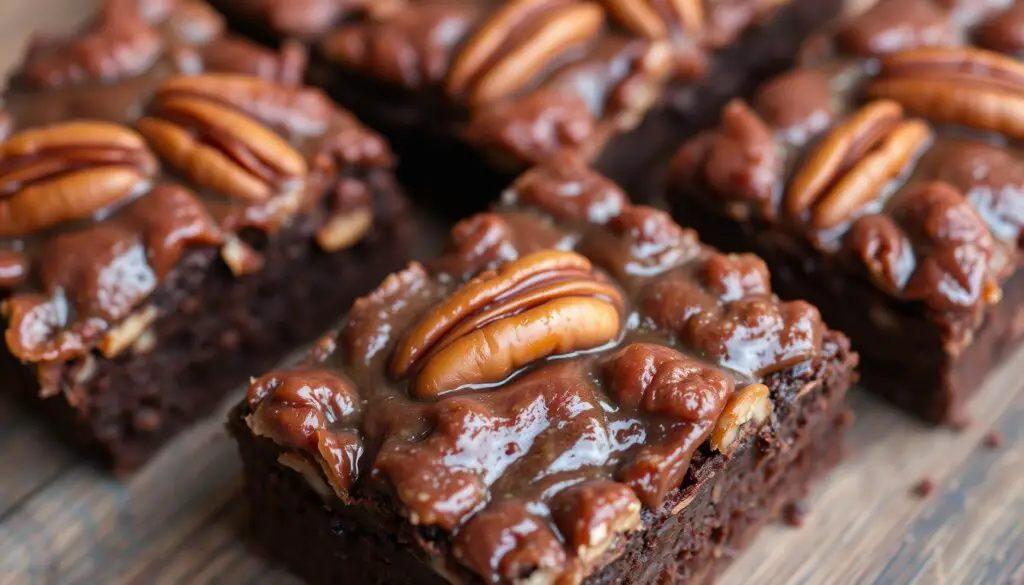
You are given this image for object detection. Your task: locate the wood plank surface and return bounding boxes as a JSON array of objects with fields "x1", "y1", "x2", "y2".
[{"x1": 0, "y1": 1, "x2": 1022, "y2": 584}]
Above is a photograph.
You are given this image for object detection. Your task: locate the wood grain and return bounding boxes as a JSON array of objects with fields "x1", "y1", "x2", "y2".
[{"x1": 0, "y1": 1, "x2": 1022, "y2": 585}]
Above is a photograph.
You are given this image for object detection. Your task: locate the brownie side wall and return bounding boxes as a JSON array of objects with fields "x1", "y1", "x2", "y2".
[
  {"x1": 669, "y1": 193, "x2": 1024, "y2": 424},
  {"x1": 230, "y1": 333, "x2": 854, "y2": 585},
  {"x1": 588, "y1": 333, "x2": 854, "y2": 585},
  {"x1": 1, "y1": 175, "x2": 411, "y2": 473},
  {"x1": 214, "y1": 0, "x2": 842, "y2": 216}
]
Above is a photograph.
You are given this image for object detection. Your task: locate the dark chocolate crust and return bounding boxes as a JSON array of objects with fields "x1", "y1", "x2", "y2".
[
  {"x1": 209, "y1": 0, "x2": 843, "y2": 214},
  {"x1": 2, "y1": 174, "x2": 410, "y2": 473},
  {"x1": 230, "y1": 330, "x2": 853, "y2": 585}
]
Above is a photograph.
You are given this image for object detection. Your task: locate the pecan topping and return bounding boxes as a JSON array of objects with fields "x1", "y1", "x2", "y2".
[
  {"x1": 867, "y1": 47, "x2": 1024, "y2": 139},
  {"x1": 247, "y1": 367, "x2": 364, "y2": 494},
  {"x1": 447, "y1": 0, "x2": 605, "y2": 105},
  {"x1": 0, "y1": 121, "x2": 158, "y2": 236},
  {"x1": 453, "y1": 500, "x2": 568, "y2": 584},
  {"x1": 550, "y1": 481, "x2": 642, "y2": 562},
  {"x1": 137, "y1": 75, "x2": 308, "y2": 202},
  {"x1": 604, "y1": 343, "x2": 732, "y2": 422},
  {"x1": 602, "y1": 0, "x2": 702, "y2": 40},
  {"x1": 710, "y1": 383, "x2": 772, "y2": 454},
  {"x1": 843, "y1": 214, "x2": 916, "y2": 294},
  {"x1": 895, "y1": 182, "x2": 998, "y2": 312},
  {"x1": 20, "y1": 17, "x2": 163, "y2": 88},
  {"x1": 154, "y1": 74, "x2": 333, "y2": 136},
  {"x1": 321, "y1": 4, "x2": 480, "y2": 90},
  {"x1": 504, "y1": 152, "x2": 628, "y2": 224},
  {"x1": 466, "y1": 90, "x2": 597, "y2": 166},
  {"x1": 392, "y1": 250, "x2": 623, "y2": 397},
  {"x1": 671, "y1": 100, "x2": 781, "y2": 220},
  {"x1": 786, "y1": 100, "x2": 932, "y2": 228}
]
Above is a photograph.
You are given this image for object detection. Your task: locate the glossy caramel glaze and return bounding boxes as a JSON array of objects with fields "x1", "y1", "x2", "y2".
[
  {"x1": 242, "y1": 154, "x2": 841, "y2": 585},
  {"x1": 0, "y1": 0, "x2": 393, "y2": 382},
  {"x1": 671, "y1": 0, "x2": 1024, "y2": 348},
  {"x1": 211, "y1": 0, "x2": 792, "y2": 167}
]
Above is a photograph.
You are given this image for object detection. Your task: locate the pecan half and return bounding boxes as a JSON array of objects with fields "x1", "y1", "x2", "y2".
[
  {"x1": 867, "y1": 47, "x2": 1024, "y2": 139},
  {"x1": 602, "y1": 0, "x2": 702, "y2": 39},
  {"x1": 392, "y1": 250, "x2": 623, "y2": 397},
  {"x1": 446, "y1": 0, "x2": 605, "y2": 106},
  {"x1": 0, "y1": 121, "x2": 158, "y2": 236},
  {"x1": 137, "y1": 76, "x2": 308, "y2": 202},
  {"x1": 154, "y1": 74, "x2": 333, "y2": 136},
  {"x1": 786, "y1": 100, "x2": 932, "y2": 228}
]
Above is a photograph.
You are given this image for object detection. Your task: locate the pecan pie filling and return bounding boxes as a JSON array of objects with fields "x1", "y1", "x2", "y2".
[{"x1": 243, "y1": 155, "x2": 833, "y2": 584}]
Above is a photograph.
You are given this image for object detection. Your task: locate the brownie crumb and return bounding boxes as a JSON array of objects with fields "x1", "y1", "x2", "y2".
[
  {"x1": 984, "y1": 432, "x2": 1004, "y2": 449},
  {"x1": 912, "y1": 478, "x2": 935, "y2": 498},
  {"x1": 783, "y1": 501, "x2": 808, "y2": 527}
]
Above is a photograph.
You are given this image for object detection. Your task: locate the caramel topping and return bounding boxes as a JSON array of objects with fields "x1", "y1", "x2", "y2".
[{"x1": 245, "y1": 157, "x2": 829, "y2": 585}]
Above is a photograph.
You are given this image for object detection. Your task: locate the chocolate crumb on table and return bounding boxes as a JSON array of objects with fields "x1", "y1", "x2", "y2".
[
  {"x1": 0, "y1": 0, "x2": 411, "y2": 473},
  {"x1": 668, "y1": 0, "x2": 1024, "y2": 424},
  {"x1": 984, "y1": 432, "x2": 1004, "y2": 449},
  {"x1": 203, "y1": 0, "x2": 845, "y2": 214},
  {"x1": 912, "y1": 478, "x2": 935, "y2": 498},
  {"x1": 229, "y1": 156, "x2": 858, "y2": 585}
]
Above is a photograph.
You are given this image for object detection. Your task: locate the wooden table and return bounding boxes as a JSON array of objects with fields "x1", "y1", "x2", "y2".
[{"x1": 0, "y1": 1, "x2": 1022, "y2": 584}]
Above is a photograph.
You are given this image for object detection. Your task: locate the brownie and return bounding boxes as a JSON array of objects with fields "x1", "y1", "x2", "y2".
[
  {"x1": 0, "y1": 0, "x2": 411, "y2": 473},
  {"x1": 229, "y1": 155, "x2": 857, "y2": 585},
  {"x1": 204, "y1": 0, "x2": 843, "y2": 214},
  {"x1": 667, "y1": 0, "x2": 1024, "y2": 424}
]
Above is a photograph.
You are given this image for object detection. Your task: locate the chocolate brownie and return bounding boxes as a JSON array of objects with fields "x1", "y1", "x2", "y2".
[
  {"x1": 667, "y1": 0, "x2": 1024, "y2": 423},
  {"x1": 0, "y1": 0, "x2": 411, "y2": 473},
  {"x1": 230, "y1": 156, "x2": 857, "y2": 585},
  {"x1": 205, "y1": 0, "x2": 844, "y2": 214}
]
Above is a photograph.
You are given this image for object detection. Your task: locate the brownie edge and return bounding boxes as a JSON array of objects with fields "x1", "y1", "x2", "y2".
[
  {"x1": 228, "y1": 157, "x2": 858, "y2": 585},
  {"x1": 230, "y1": 330, "x2": 855, "y2": 585}
]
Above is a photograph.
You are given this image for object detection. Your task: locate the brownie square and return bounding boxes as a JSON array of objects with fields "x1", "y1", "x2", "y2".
[
  {"x1": 230, "y1": 156, "x2": 857, "y2": 584},
  {"x1": 0, "y1": 1, "x2": 411, "y2": 472},
  {"x1": 206, "y1": 0, "x2": 844, "y2": 213},
  {"x1": 667, "y1": 0, "x2": 1024, "y2": 423}
]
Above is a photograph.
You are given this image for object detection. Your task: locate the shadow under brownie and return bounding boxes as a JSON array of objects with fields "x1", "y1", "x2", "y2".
[
  {"x1": 0, "y1": 1, "x2": 412, "y2": 473},
  {"x1": 206, "y1": 0, "x2": 844, "y2": 214},
  {"x1": 229, "y1": 156, "x2": 857, "y2": 585},
  {"x1": 667, "y1": 0, "x2": 1024, "y2": 424}
]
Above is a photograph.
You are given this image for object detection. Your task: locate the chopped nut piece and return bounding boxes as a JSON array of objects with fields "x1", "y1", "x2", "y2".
[
  {"x1": 220, "y1": 237, "x2": 264, "y2": 276},
  {"x1": 316, "y1": 208, "x2": 373, "y2": 252},
  {"x1": 710, "y1": 383, "x2": 773, "y2": 454},
  {"x1": 97, "y1": 305, "x2": 159, "y2": 358}
]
